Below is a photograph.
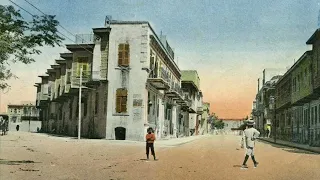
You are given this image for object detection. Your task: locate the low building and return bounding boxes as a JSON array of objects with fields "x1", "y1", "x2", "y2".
[
  {"x1": 7, "y1": 103, "x2": 40, "y2": 132},
  {"x1": 221, "y1": 119, "x2": 245, "y2": 132}
]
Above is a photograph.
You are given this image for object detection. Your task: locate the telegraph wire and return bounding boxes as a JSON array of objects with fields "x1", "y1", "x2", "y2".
[
  {"x1": 21, "y1": 0, "x2": 120, "y2": 68},
  {"x1": 9, "y1": 0, "x2": 94, "y2": 56}
]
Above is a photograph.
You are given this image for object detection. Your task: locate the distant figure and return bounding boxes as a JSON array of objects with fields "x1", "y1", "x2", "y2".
[
  {"x1": 37, "y1": 127, "x2": 40, "y2": 132},
  {"x1": 267, "y1": 125, "x2": 271, "y2": 138},
  {"x1": 146, "y1": 127, "x2": 157, "y2": 161},
  {"x1": 16, "y1": 125, "x2": 20, "y2": 131},
  {"x1": 241, "y1": 120, "x2": 260, "y2": 169}
]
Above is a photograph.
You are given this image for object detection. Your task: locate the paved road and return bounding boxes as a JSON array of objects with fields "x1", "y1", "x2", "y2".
[{"x1": 1, "y1": 132, "x2": 320, "y2": 180}]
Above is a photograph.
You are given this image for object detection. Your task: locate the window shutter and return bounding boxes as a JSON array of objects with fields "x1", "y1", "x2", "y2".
[
  {"x1": 121, "y1": 96, "x2": 127, "y2": 112},
  {"x1": 118, "y1": 51, "x2": 123, "y2": 65},
  {"x1": 116, "y1": 89, "x2": 122, "y2": 96},
  {"x1": 82, "y1": 63, "x2": 88, "y2": 77},
  {"x1": 124, "y1": 44, "x2": 129, "y2": 66},
  {"x1": 116, "y1": 96, "x2": 121, "y2": 113},
  {"x1": 122, "y1": 89, "x2": 128, "y2": 96},
  {"x1": 116, "y1": 89, "x2": 121, "y2": 113},
  {"x1": 118, "y1": 44, "x2": 124, "y2": 66}
]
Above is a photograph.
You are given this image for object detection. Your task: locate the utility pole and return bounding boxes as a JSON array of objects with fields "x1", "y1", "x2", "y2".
[{"x1": 78, "y1": 67, "x2": 83, "y2": 140}]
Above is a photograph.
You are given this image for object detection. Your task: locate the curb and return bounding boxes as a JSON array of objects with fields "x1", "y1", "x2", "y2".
[{"x1": 258, "y1": 138, "x2": 320, "y2": 154}]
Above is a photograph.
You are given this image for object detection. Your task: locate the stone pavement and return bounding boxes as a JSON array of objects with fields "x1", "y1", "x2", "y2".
[{"x1": 259, "y1": 137, "x2": 320, "y2": 154}]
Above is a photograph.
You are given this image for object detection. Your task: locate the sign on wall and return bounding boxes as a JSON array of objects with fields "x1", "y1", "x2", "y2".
[{"x1": 133, "y1": 94, "x2": 143, "y2": 121}]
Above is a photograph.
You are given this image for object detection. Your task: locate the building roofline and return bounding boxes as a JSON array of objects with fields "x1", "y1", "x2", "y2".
[
  {"x1": 8, "y1": 104, "x2": 35, "y2": 107},
  {"x1": 110, "y1": 20, "x2": 149, "y2": 25},
  {"x1": 109, "y1": 20, "x2": 180, "y2": 75},
  {"x1": 306, "y1": 29, "x2": 319, "y2": 44},
  {"x1": 276, "y1": 51, "x2": 312, "y2": 85}
]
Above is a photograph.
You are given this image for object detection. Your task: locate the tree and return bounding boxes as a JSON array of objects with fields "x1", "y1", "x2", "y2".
[
  {"x1": 208, "y1": 113, "x2": 225, "y2": 130},
  {"x1": 0, "y1": 5, "x2": 64, "y2": 89},
  {"x1": 214, "y1": 120, "x2": 225, "y2": 129}
]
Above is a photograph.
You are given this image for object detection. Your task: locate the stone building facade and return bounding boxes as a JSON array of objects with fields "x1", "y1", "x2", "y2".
[{"x1": 35, "y1": 19, "x2": 205, "y2": 141}]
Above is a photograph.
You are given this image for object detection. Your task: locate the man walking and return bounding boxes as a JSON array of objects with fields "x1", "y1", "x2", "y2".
[{"x1": 241, "y1": 120, "x2": 260, "y2": 169}]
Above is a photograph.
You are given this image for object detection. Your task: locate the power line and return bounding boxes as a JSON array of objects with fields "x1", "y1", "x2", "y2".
[
  {"x1": 23, "y1": 0, "x2": 89, "y2": 45},
  {"x1": 9, "y1": 0, "x2": 94, "y2": 56},
  {"x1": 8, "y1": 0, "x2": 34, "y2": 17}
]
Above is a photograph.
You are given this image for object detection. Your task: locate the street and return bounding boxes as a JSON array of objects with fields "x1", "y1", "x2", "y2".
[{"x1": 1, "y1": 132, "x2": 320, "y2": 180}]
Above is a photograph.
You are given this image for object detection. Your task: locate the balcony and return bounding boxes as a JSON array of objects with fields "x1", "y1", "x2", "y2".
[
  {"x1": 147, "y1": 70, "x2": 170, "y2": 90},
  {"x1": 166, "y1": 82, "x2": 183, "y2": 100},
  {"x1": 197, "y1": 107, "x2": 203, "y2": 115}
]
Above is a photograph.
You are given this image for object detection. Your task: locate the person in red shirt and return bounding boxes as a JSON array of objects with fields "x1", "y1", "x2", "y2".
[{"x1": 146, "y1": 127, "x2": 157, "y2": 160}]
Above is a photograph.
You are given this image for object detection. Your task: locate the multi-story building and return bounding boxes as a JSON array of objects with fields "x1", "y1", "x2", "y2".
[
  {"x1": 290, "y1": 51, "x2": 314, "y2": 143},
  {"x1": 181, "y1": 70, "x2": 203, "y2": 136},
  {"x1": 36, "y1": 28, "x2": 110, "y2": 138},
  {"x1": 252, "y1": 70, "x2": 281, "y2": 135},
  {"x1": 306, "y1": 29, "x2": 320, "y2": 146},
  {"x1": 35, "y1": 19, "x2": 204, "y2": 141},
  {"x1": 268, "y1": 29, "x2": 320, "y2": 146},
  {"x1": 7, "y1": 103, "x2": 40, "y2": 132},
  {"x1": 104, "y1": 20, "x2": 184, "y2": 141}
]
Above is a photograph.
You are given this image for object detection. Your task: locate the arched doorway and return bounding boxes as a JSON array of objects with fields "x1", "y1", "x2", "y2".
[{"x1": 115, "y1": 127, "x2": 126, "y2": 140}]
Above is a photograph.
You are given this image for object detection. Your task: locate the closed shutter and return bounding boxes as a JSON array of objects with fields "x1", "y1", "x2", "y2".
[
  {"x1": 115, "y1": 88, "x2": 128, "y2": 113},
  {"x1": 118, "y1": 44, "x2": 130, "y2": 66},
  {"x1": 116, "y1": 89, "x2": 122, "y2": 113},
  {"x1": 124, "y1": 44, "x2": 129, "y2": 66},
  {"x1": 116, "y1": 96, "x2": 121, "y2": 113}
]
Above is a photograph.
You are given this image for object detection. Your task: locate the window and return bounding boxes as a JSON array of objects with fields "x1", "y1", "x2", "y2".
[
  {"x1": 309, "y1": 65, "x2": 312, "y2": 85},
  {"x1": 118, "y1": 44, "x2": 130, "y2": 66},
  {"x1": 311, "y1": 107, "x2": 314, "y2": 125},
  {"x1": 84, "y1": 98, "x2": 87, "y2": 117},
  {"x1": 69, "y1": 98, "x2": 73, "y2": 119},
  {"x1": 67, "y1": 72, "x2": 71, "y2": 84},
  {"x1": 297, "y1": 75, "x2": 300, "y2": 91},
  {"x1": 12, "y1": 116, "x2": 17, "y2": 123},
  {"x1": 318, "y1": 105, "x2": 320, "y2": 123},
  {"x1": 76, "y1": 101, "x2": 79, "y2": 117},
  {"x1": 104, "y1": 96, "x2": 107, "y2": 114},
  {"x1": 76, "y1": 57, "x2": 89, "y2": 78},
  {"x1": 315, "y1": 106, "x2": 318, "y2": 125},
  {"x1": 116, "y1": 88, "x2": 128, "y2": 113},
  {"x1": 95, "y1": 92, "x2": 99, "y2": 114}
]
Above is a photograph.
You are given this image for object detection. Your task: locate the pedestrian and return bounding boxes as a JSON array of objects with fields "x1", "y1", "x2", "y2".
[
  {"x1": 241, "y1": 120, "x2": 260, "y2": 169},
  {"x1": 267, "y1": 124, "x2": 271, "y2": 138},
  {"x1": 16, "y1": 125, "x2": 20, "y2": 131},
  {"x1": 146, "y1": 127, "x2": 157, "y2": 161}
]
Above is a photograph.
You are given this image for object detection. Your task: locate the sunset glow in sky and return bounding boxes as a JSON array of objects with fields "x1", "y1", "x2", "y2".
[{"x1": 1, "y1": 0, "x2": 319, "y2": 118}]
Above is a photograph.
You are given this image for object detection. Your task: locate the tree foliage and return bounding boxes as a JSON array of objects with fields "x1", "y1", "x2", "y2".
[
  {"x1": 208, "y1": 113, "x2": 225, "y2": 130},
  {"x1": 214, "y1": 120, "x2": 225, "y2": 129},
  {"x1": 0, "y1": 5, "x2": 64, "y2": 89}
]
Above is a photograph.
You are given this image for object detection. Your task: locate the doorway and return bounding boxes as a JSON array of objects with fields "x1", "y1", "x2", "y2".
[{"x1": 115, "y1": 127, "x2": 126, "y2": 140}]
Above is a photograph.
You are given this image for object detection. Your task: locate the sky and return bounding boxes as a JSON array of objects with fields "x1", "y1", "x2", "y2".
[{"x1": 0, "y1": 0, "x2": 319, "y2": 118}]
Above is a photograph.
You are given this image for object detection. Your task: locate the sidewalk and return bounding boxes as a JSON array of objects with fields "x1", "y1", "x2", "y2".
[
  {"x1": 259, "y1": 137, "x2": 320, "y2": 154},
  {"x1": 18, "y1": 131, "x2": 208, "y2": 147},
  {"x1": 156, "y1": 134, "x2": 209, "y2": 147}
]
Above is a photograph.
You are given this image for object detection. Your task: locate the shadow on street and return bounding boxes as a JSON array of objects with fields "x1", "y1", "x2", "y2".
[
  {"x1": 259, "y1": 140, "x2": 319, "y2": 155},
  {"x1": 0, "y1": 159, "x2": 41, "y2": 165}
]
